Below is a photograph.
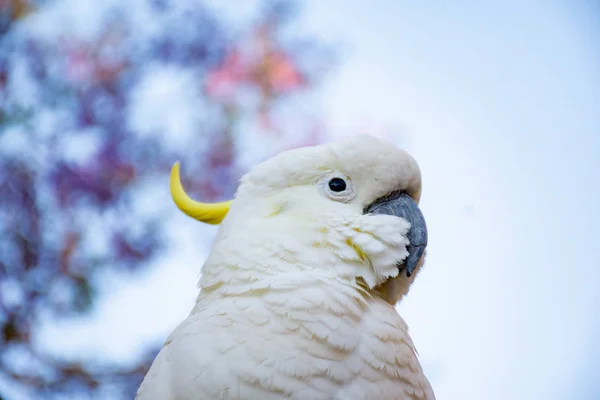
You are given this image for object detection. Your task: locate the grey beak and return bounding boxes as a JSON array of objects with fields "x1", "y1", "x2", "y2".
[{"x1": 364, "y1": 191, "x2": 428, "y2": 277}]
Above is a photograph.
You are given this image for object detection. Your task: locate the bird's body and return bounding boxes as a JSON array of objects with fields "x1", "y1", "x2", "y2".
[
  {"x1": 137, "y1": 135, "x2": 436, "y2": 399},
  {"x1": 139, "y1": 285, "x2": 433, "y2": 399}
]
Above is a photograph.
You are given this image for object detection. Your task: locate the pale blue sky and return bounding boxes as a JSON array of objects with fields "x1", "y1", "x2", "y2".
[
  {"x1": 34, "y1": 1, "x2": 600, "y2": 399},
  {"x1": 294, "y1": 1, "x2": 600, "y2": 398}
]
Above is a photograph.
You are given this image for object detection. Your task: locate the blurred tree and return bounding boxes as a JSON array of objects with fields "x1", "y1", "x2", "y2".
[{"x1": 0, "y1": 0, "x2": 333, "y2": 398}]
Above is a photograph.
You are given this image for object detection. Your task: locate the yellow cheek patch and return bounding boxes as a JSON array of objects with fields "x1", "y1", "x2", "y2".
[
  {"x1": 266, "y1": 201, "x2": 287, "y2": 218},
  {"x1": 345, "y1": 238, "x2": 368, "y2": 262}
]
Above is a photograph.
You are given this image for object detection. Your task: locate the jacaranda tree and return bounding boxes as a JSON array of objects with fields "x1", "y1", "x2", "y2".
[{"x1": 0, "y1": 0, "x2": 334, "y2": 397}]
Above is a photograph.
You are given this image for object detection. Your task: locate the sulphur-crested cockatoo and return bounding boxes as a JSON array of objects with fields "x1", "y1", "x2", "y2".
[{"x1": 137, "y1": 135, "x2": 434, "y2": 400}]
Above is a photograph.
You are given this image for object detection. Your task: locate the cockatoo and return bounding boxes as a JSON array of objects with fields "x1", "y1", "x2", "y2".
[{"x1": 137, "y1": 135, "x2": 435, "y2": 400}]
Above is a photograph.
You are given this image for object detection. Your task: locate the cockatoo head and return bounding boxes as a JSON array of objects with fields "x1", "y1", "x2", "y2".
[{"x1": 170, "y1": 135, "x2": 428, "y2": 304}]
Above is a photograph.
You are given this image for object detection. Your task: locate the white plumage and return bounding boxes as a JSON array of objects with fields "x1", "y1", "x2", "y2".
[{"x1": 137, "y1": 135, "x2": 435, "y2": 399}]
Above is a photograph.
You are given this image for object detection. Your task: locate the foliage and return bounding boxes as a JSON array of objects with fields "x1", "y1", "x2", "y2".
[{"x1": 0, "y1": 0, "x2": 332, "y2": 397}]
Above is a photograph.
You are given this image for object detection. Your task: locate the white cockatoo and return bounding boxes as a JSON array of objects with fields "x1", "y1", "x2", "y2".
[{"x1": 136, "y1": 134, "x2": 435, "y2": 400}]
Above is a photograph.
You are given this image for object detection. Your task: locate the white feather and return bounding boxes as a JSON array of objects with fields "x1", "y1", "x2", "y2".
[{"x1": 137, "y1": 135, "x2": 435, "y2": 399}]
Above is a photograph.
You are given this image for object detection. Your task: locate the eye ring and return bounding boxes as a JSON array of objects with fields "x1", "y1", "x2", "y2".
[
  {"x1": 328, "y1": 177, "x2": 347, "y2": 192},
  {"x1": 322, "y1": 172, "x2": 355, "y2": 203}
]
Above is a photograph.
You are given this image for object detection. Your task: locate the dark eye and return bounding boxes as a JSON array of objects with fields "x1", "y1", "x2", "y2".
[{"x1": 328, "y1": 177, "x2": 347, "y2": 192}]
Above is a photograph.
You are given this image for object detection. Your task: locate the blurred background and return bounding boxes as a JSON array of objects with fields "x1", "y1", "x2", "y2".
[{"x1": 0, "y1": 0, "x2": 598, "y2": 399}]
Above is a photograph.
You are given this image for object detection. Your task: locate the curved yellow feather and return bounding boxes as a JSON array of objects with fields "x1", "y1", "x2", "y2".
[{"x1": 169, "y1": 162, "x2": 232, "y2": 225}]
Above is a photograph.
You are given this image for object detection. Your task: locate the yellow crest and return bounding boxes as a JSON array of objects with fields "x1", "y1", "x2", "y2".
[{"x1": 169, "y1": 162, "x2": 232, "y2": 224}]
